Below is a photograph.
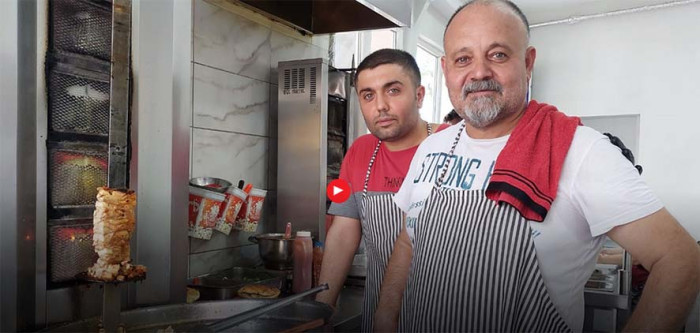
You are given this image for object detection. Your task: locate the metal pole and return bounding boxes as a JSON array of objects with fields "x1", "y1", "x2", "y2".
[
  {"x1": 108, "y1": 0, "x2": 132, "y2": 189},
  {"x1": 101, "y1": 284, "x2": 122, "y2": 333}
]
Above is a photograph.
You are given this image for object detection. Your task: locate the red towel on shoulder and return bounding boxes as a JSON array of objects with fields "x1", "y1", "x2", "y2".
[{"x1": 485, "y1": 100, "x2": 580, "y2": 222}]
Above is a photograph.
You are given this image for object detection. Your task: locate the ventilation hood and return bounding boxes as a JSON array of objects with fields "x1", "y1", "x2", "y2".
[{"x1": 236, "y1": 0, "x2": 412, "y2": 34}]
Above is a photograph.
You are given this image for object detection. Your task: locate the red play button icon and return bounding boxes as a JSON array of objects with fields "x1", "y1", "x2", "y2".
[{"x1": 327, "y1": 179, "x2": 351, "y2": 203}]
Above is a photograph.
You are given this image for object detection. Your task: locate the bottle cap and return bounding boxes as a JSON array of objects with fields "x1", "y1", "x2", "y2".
[{"x1": 296, "y1": 231, "x2": 311, "y2": 237}]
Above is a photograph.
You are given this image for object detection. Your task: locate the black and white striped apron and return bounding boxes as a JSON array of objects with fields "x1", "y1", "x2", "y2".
[
  {"x1": 359, "y1": 124, "x2": 432, "y2": 332},
  {"x1": 400, "y1": 122, "x2": 571, "y2": 332}
]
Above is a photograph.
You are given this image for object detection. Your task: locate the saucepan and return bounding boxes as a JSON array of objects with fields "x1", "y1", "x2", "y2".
[{"x1": 249, "y1": 233, "x2": 295, "y2": 270}]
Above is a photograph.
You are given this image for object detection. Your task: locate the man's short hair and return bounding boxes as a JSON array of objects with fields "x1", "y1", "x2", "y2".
[
  {"x1": 355, "y1": 49, "x2": 421, "y2": 88},
  {"x1": 444, "y1": 0, "x2": 530, "y2": 40},
  {"x1": 444, "y1": 109, "x2": 462, "y2": 123}
]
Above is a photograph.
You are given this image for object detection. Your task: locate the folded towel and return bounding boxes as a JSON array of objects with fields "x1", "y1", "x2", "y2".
[{"x1": 485, "y1": 101, "x2": 580, "y2": 222}]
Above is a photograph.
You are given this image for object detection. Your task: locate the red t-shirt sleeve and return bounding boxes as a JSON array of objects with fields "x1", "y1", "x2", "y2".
[{"x1": 327, "y1": 135, "x2": 375, "y2": 219}]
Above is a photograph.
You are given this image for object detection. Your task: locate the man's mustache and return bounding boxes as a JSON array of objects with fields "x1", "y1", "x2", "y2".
[
  {"x1": 462, "y1": 80, "x2": 503, "y2": 98},
  {"x1": 374, "y1": 112, "x2": 397, "y2": 121}
]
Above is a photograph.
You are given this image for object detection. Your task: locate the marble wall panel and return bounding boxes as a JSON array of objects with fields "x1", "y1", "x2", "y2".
[
  {"x1": 193, "y1": 64, "x2": 269, "y2": 136},
  {"x1": 191, "y1": 128, "x2": 268, "y2": 190},
  {"x1": 194, "y1": 0, "x2": 271, "y2": 82},
  {"x1": 190, "y1": 229, "x2": 255, "y2": 254},
  {"x1": 188, "y1": 245, "x2": 260, "y2": 278}
]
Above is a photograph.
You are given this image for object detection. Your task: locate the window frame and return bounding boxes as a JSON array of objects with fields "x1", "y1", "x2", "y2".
[{"x1": 416, "y1": 36, "x2": 449, "y2": 123}]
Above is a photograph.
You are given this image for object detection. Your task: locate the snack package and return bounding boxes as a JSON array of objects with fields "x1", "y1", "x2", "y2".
[
  {"x1": 215, "y1": 186, "x2": 247, "y2": 235},
  {"x1": 233, "y1": 184, "x2": 253, "y2": 231},
  {"x1": 243, "y1": 188, "x2": 267, "y2": 232},
  {"x1": 188, "y1": 186, "x2": 205, "y2": 229},
  {"x1": 188, "y1": 186, "x2": 225, "y2": 240}
]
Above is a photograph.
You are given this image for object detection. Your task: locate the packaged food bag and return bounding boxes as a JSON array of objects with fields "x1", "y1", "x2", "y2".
[
  {"x1": 215, "y1": 186, "x2": 247, "y2": 235},
  {"x1": 242, "y1": 188, "x2": 267, "y2": 232},
  {"x1": 188, "y1": 186, "x2": 225, "y2": 240},
  {"x1": 233, "y1": 184, "x2": 253, "y2": 231}
]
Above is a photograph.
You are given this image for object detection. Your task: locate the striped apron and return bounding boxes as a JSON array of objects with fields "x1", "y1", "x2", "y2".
[
  {"x1": 359, "y1": 124, "x2": 432, "y2": 332},
  {"x1": 400, "y1": 122, "x2": 571, "y2": 332}
]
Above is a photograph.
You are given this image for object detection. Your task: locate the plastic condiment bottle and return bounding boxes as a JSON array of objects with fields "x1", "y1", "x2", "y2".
[
  {"x1": 312, "y1": 241, "x2": 324, "y2": 287},
  {"x1": 292, "y1": 231, "x2": 313, "y2": 293},
  {"x1": 284, "y1": 222, "x2": 292, "y2": 239}
]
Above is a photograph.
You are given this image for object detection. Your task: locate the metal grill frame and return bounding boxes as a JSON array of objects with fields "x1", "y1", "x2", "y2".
[
  {"x1": 47, "y1": 141, "x2": 108, "y2": 214},
  {"x1": 47, "y1": 66, "x2": 111, "y2": 137},
  {"x1": 49, "y1": 0, "x2": 113, "y2": 61},
  {"x1": 48, "y1": 220, "x2": 98, "y2": 284},
  {"x1": 47, "y1": 52, "x2": 111, "y2": 140}
]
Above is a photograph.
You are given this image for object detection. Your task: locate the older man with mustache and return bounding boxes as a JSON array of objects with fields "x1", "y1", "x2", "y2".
[{"x1": 374, "y1": 0, "x2": 700, "y2": 332}]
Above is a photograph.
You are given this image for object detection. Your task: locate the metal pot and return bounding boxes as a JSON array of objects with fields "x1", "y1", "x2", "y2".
[
  {"x1": 249, "y1": 233, "x2": 295, "y2": 270},
  {"x1": 189, "y1": 177, "x2": 232, "y2": 193}
]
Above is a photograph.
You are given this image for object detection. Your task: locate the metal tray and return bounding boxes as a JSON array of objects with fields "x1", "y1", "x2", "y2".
[
  {"x1": 189, "y1": 267, "x2": 287, "y2": 300},
  {"x1": 44, "y1": 299, "x2": 333, "y2": 332}
]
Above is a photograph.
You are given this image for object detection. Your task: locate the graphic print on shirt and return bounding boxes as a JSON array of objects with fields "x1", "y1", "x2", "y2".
[
  {"x1": 412, "y1": 153, "x2": 496, "y2": 190},
  {"x1": 404, "y1": 154, "x2": 496, "y2": 236},
  {"x1": 383, "y1": 176, "x2": 404, "y2": 189}
]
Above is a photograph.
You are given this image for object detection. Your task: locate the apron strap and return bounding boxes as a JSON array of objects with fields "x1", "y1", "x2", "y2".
[
  {"x1": 362, "y1": 122, "x2": 433, "y2": 199},
  {"x1": 435, "y1": 121, "x2": 467, "y2": 188}
]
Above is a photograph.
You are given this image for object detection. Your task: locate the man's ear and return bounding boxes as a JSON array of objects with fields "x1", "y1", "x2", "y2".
[
  {"x1": 415, "y1": 85, "x2": 426, "y2": 108},
  {"x1": 525, "y1": 46, "x2": 536, "y2": 81}
]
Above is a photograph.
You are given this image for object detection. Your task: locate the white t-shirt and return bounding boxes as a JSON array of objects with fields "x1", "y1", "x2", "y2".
[{"x1": 394, "y1": 121, "x2": 664, "y2": 332}]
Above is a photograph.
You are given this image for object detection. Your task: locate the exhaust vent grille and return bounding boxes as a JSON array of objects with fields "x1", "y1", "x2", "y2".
[
  {"x1": 282, "y1": 67, "x2": 308, "y2": 97},
  {"x1": 309, "y1": 66, "x2": 316, "y2": 104},
  {"x1": 283, "y1": 69, "x2": 291, "y2": 91}
]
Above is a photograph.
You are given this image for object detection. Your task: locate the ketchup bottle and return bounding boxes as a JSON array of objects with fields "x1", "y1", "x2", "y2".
[{"x1": 292, "y1": 231, "x2": 313, "y2": 293}]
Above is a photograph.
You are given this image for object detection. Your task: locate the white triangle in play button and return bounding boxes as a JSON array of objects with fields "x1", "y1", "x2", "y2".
[{"x1": 333, "y1": 186, "x2": 343, "y2": 196}]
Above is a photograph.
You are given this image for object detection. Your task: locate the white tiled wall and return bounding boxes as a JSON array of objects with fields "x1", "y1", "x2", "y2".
[{"x1": 188, "y1": 0, "x2": 329, "y2": 278}]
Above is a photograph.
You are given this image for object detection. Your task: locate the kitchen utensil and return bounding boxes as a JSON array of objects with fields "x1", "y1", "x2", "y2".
[
  {"x1": 189, "y1": 177, "x2": 232, "y2": 193},
  {"x1": 249, "y1": 233, "x2": 296, "y2": 270},
  {"x1": 208, "y1": 284, "x2": 329, "y2": 331}
]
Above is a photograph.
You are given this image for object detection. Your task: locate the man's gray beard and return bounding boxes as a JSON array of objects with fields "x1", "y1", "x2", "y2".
[{"x1": 462, "y1": 96, "x2": 506, "y2": 129}]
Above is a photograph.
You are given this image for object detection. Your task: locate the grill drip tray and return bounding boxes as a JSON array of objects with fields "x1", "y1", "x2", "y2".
[{"x1": 44, "y1": 299, "x2": 332, "y2": 332}]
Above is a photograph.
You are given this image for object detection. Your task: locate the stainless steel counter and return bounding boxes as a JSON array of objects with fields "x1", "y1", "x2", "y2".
[{"x1": 329, "y1": 286, "x2": 364, "y2": 332}]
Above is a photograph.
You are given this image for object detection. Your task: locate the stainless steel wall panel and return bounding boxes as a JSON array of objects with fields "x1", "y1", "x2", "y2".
[
  {"x1": 0, "y1": 2, "x2": 20, "y2": 329},
  {"x1": 1, "y1": 0, "x2": 38, "y2": 330},
  {"x1": 131, "y1": 0, "x2": 190, "y2": 306},
  {"x1": 276, "y1": 59, "x2": 328, "y2": 241},
  {"x1": 35, "y1": 0, "x2": 49, "y2": 326}
]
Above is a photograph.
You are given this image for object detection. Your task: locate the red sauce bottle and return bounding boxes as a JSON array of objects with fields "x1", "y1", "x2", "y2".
[{"x1": 292, "y1": 231, "x2": 313, "y2": 293}]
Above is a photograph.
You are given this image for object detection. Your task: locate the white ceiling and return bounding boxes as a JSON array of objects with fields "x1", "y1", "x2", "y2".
[{"x1": 429, "y1": 0, "x2": 682, "y2": 24}]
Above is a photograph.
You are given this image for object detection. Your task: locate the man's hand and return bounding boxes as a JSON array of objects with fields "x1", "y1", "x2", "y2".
[
  {"x1": 374, "y1": 222, "x2": 413, "y2": 332},
  {"x1": 315, "y1": 216, "x2": 362, "y2": 308},
  {"x1": 606, "y1": 208, "x2": 700, "y2": 331}
]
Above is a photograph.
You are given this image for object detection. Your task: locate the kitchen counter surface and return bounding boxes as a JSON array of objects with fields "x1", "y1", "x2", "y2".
[{"x1": 329, "y1": 286, "x2": 364, "y2": 331}]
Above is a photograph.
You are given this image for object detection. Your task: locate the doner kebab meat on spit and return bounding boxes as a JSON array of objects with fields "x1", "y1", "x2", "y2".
[{"x1": 87, "y1": 187, "x2": 146, "y2": 281}]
